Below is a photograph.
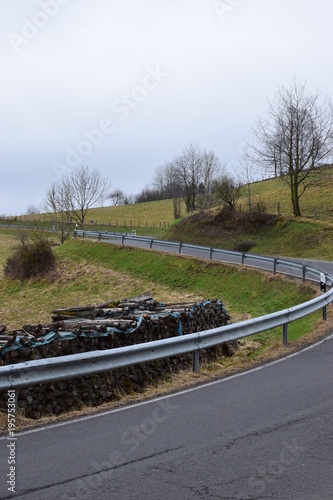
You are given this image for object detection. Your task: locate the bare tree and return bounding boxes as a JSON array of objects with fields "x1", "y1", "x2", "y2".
[
  {"x1": 26, "y1": 204, "x2": 40, "y2": 216},
  {"x1": 213, "y1": 174, "x2": 242, "y2": 210},
  {"x1": 61, "y1": 165, "x2": 110, "y2": 227},
  {"x1": 108, "y1": 188, "x2": 125, "y2": 206},
  {"x1": 197, "y1": 149, "x2": 223, "y2": 209},
  {"x1": 123, "y1": 195, "x2": 134, "y2": 205},
  {"x1": 175, "y1": 143, "x2": 202, "y2": 213},
  {"x1": 152, "y1": 162, "x2": 182, "y2": 218},
  {"x1": 152, "y1": 144, "x2": 223, "y2": 217},
  {"x1": 43, "y1": 183, "x2": 72, "y2": 244},
  {"x1": 164, "y1": 161, "x2": 183, "y2": 219},
  {"x1": 239, "y1": 144, "x2": 258, "y2": 212},
  {"x1": 152, "y1": 165, "x2": 167, "y2": 197},
  {"x1": 249, "y1": 79, "x2": 333, "y2": 216}
]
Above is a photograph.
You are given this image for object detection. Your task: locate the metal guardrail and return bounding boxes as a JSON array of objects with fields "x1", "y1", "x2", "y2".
[
  {"x1": 74, "y1": 229, "x2": 332, "y2": 283},
  {"x1": 1, "y1": 231, "x2": 332, "y2": 390}
]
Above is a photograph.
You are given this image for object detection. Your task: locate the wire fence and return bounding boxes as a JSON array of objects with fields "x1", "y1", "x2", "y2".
[{"x1": 0, "y1": 219, "x2": 170, "y2": 230}]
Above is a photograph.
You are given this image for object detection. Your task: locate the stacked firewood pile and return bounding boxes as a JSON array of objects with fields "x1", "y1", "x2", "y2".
[{"x1": 0, "y1": 293, "x2": 236, "y2": 419}]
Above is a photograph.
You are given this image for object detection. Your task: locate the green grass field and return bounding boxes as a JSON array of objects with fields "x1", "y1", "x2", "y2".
[
  {"x1": 0, "y1": 234, "x2": 321, "y2": 347},
  {"x1": 238, "y1": 166, "x2": 333, "y2": 221}
]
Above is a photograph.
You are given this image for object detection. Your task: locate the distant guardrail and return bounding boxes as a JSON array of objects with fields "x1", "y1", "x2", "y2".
[
  {"x1": 74, "y1": 229, "x2": 328, "y2": 283},
  {"x1": 0, "y1": 230, "x2": 332, "y2": 390},
  {"x1": 0, "y1": 223, "x2": 56, "y2": 231}
]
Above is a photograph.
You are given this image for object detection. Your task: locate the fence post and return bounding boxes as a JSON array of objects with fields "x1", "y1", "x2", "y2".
[
  {"x1": 322, "y1": 306, "x2": 327, "y2": 320},
  {"x1": 283, "y1": 324, "x2": 288, "y2": 345},
  {"x1": 192, "y1": 351, "x2": 199, "y2": 373}
]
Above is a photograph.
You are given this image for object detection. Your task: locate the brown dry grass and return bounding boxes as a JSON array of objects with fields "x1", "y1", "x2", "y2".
[
  {"x1": 0, "y1": 234, "x2": 16, "y2": 276},
  {"x1": 0, "y1": 249, "x2": 202, "y2": 331}
]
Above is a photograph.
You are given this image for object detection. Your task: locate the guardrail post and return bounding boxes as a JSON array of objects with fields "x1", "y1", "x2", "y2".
[
  {"x1": 322, "y1": 306, "x2": 327, "y2": 320},
  {"x1": 302, "y1": 266, "x2": 306, "y2": 282},
  {"x1": 150, "y1": 239, "x2": 153, "y2": 249},
  {"x1": 192, "y1": 351, "x2": 199, "y2": 373},
  {"x1": 179, "y1": 243, "x2": 182, "y2": 254},
  {"x1": 74, "y1": 230, "x2": 77, "y2": 239},
  {"x1": 121, "y1": 235, "x2": 125, "y2": 245},
  {"x1": 210, "y1": 248, "x2": 213, "y2": 260},
  {"x1": 82, "y1": 231, "x2": 85, "y2": 239},
  {"x1": 273, "y1": 259, "x2": 277, "y2": 275},
  {"x1": 98, "y1": 233, "x2": 101, "y2": 241},
  {"x1": 283, "y1": 324, "x2": 288, "y2": 345}
]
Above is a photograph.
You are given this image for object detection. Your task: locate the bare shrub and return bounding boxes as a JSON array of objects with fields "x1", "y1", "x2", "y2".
[
  {"x1": 248, "y1": 201, "x2": 276, "y2": 226},
  {"x1": 4, "y1": 233, "x2": 57, "y2": 281},
  {"x1": 234, "y1": 241, "x2": 255, "y2": 252}
]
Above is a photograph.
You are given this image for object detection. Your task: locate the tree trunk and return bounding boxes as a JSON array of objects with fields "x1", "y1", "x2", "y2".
[{"x1": 291, "y1": 185, "x2": 302, "y2": 216}]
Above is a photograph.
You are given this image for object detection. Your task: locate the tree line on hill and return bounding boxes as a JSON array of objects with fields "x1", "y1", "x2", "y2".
[
  {"x1": 135, "y1": 142, "x2": 240, "y2": 218},
  {"x1": 134, "y1": 79, "x2": 333, "y2": 218},
  {"x1": 25, "y1": 78, "x2": 333, "y2": 243}
]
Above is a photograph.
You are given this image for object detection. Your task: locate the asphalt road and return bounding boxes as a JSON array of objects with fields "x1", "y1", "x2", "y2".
[{"x1": 1, "y1": 333, "x2": 333, "y2": 499}]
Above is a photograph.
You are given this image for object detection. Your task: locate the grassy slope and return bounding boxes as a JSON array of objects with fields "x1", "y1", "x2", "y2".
[
  {"x1": 10, "y1": 165, "x2": 333, "y2": 227},
  {"x1": 166, "y1": 213, "x2": 333, "y2": 260},
  {"x1": 238, "y1": 166, "x2": 333, "y2": 221},
  {"x1": 82, "y1": 165, "x2": 333, "y2": 224},
  {"x1": 0, "y1": 235, "x2": 319, "y2": 346},
  {"x1": 86, "y1": 199, "x2": 186, "y2": 226},
  {"x1": 13, "y1": 166, "x2": 333, "y2": 251}
]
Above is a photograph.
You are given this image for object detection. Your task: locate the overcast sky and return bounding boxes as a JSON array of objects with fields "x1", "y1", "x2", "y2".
[{"x1": 1, "y1": 0, "x2": 333, "y2": 215}]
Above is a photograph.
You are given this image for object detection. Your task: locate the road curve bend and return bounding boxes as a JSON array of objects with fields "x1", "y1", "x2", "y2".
[{"x1": 1, "y1": 333, "x2": 333, "y2": 499}]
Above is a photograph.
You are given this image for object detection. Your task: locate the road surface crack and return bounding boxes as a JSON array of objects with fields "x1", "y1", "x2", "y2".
[{"x1": 2, "y1": 446, "x2": 183, "y2": 500}]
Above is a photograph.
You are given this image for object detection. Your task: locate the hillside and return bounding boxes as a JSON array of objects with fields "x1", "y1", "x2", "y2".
[
  {"x1": 84, "y1": 164, "x2": 333, "y2": 225},
  {"x1": 238, "y1": 166, "x2": 333, "y2": 221},
  {"x1": 165, "y1": 210, "x2": 333, "y2": 260},
  {"x1": 13, "y1": 165, "x2": 333, "y2": 231},
  {"x1": 6, "y1": 166, "x2": 333, "y2": 260}
]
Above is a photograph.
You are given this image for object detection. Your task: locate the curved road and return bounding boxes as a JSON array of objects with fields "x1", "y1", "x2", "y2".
[{"x1": 1, "y1": 333, "x2": 333, "y2": 499}]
